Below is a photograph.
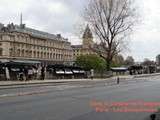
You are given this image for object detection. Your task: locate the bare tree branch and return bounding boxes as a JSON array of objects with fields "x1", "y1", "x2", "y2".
[{"x1": 83, "y1": 0, "x2": 137, "y2": 70}]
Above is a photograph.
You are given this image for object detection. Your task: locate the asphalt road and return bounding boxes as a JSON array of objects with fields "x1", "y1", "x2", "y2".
[{"x1": 0, "y1": 76, "x2": 160, "y2": 120}]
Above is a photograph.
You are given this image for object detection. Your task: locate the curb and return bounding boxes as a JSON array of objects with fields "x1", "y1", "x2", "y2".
[
  {"x1": 133, "y1": 73, "x2": 160, "y2": 78},
  {"x1": 0, "y1": 79, "x2": 110, "y2": 89},
  {"x1": 0, "y1": 73, "x2": 159, "y2": 89}
]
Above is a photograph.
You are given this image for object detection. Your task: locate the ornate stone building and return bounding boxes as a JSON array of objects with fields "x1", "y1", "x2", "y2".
[
  {"x1": 72, "y1": 25, "x2": 95, "y2": 60},
  {"x1": 0, "y1": 23, "x2": 73, "y2": 65}
]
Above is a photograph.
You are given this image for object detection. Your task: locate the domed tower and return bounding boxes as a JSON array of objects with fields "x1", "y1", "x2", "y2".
[{"x1": 82, "y1": 25, "x2": 93, "y2": 48}]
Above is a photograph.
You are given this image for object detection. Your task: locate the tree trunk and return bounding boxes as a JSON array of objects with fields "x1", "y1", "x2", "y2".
[{"x1": 106, "y1": 59, "x2": 111, "y2": 71}]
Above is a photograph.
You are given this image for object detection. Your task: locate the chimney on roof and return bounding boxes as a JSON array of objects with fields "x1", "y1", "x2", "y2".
[{"x1": 57, "y1": 34, "x2": 61, "y2": 38}]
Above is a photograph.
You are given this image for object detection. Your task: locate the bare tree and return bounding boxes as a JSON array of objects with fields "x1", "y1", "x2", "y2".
[{"x1": 83, "y1": 0, "x2": 137, "y2": 70}]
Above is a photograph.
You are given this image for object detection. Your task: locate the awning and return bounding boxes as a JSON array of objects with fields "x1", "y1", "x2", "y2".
[
  {"x1": 111, "y1": 67, "x2": 128, "y2": 72},
  {"x1": 10, "y1": 60, "x2": 41, "y2": 64},
  {"x1": 0, "y1": 59, "x2": 10, "y2": 63}
]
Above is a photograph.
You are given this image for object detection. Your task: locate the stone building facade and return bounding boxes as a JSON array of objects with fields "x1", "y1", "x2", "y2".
[
  {"x1": 72, "y1": 25, "x2": 95, "y2": 60},
  {"x1": 0, "y1": 23, "x2": 73, "y2": 65}
]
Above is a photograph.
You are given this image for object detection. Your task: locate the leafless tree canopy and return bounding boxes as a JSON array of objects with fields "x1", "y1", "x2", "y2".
[{"x1": 84, "y1": 0, "x2": 137, "y2": 70}]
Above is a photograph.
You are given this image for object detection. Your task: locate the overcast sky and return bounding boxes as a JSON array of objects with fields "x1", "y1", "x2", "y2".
[{"x1": 0, "y1": 0, "x2": 160, "y2": 62}]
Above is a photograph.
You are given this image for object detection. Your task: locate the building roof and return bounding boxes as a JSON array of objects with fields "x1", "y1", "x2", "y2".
[
  {"x1": 0, "y1": 23, "x2": 68, "y2": 42},
  {"x1": 71, "y1": 45, "x2": 83, "y2": 49},
  {"x1": 0, "y1": 23, "x2": 4, "y2": 30}
]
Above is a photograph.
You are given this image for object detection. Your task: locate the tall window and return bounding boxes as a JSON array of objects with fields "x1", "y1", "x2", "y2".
[
  {"x1": 17, "y1": 49, "x2": 20, "y2": 57},
  {"x1": 0, "y1": 48, "x2": 3, "y2": 56},
  {"x1": 21, "y1": 50, "x2": 25, "y2": 57},
  {"x1": 34, "y1": 51, "x2": 36, "y2": 58},
  {"x1": 9, "y1": 48, "x2": 13, "y2": 57},
  {"x1": 37, "y1": 52, "x2": 40, "y2": 58}
]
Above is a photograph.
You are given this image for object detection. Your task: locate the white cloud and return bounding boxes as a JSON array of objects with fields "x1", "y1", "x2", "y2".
[
  {"x1": 48, "y1": 2, "x2": 69, "y2": 14},
  {"x1": 125, "y1": 0, "x2": 160, "y2": 61},
  {"x1": 62, "y1": 32, "x2": 82, "y2": 45}
]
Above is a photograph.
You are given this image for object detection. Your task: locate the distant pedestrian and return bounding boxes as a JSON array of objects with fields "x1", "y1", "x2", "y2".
[
  {"x1": 24, "y1": 67, "x2": 28, "y2": 81},
  {"x1": 91, "y1": 69, "x2": 94, "y2": 80},
  {"x1": 41, "y1": 66, "x2": 45, "y2": 80},
  {"x1": 28, "y1": 68, "x2": 33, "y2": 80},
  {"x1": 33, "y1": 67, "x2": 38, "y2": 79},
  {"x1": 5, "y1": 67, "x2": 10, "y2": 80},
  {"x1": 117, "y1": 77, "x2": 120, "y2": 84},
  {"x1": 37, "y1": 66, "x2": 41, "y2": 80}
]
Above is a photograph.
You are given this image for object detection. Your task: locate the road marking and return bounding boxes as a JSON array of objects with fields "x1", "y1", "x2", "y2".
[
  {"x1": 1, "y1": 76, "x2": 160, "y2": 99},
  {"x1": 0, "y1": 85, "x2": 83, "y2": 98}
]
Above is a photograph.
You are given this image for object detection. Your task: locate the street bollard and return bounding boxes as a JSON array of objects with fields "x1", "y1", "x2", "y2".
[{"x1": 117, "y1": 77, "x2": 120, "y2": 84}]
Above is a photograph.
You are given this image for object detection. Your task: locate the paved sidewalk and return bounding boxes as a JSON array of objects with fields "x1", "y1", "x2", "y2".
[
  {"x1": 0, "y1": 78, "x2": 110, "y2": 86},
  {"x1": 0, "y1": 75, "x2": 134, "y2": 86},
  {"x1": 0, "y1": 72, "x2": 159, "y2": 89}
]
